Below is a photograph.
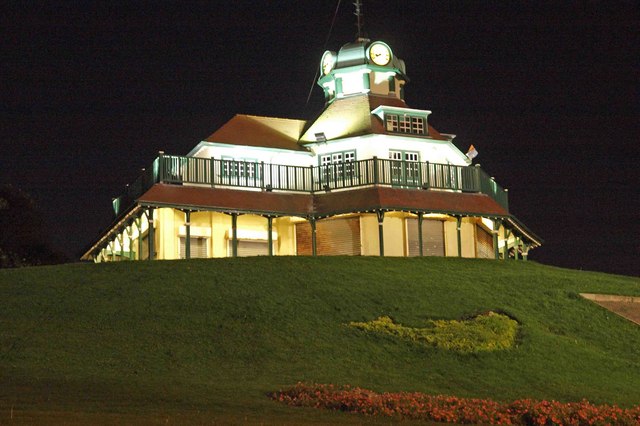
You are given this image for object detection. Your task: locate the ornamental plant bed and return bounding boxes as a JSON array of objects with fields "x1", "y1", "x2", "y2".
[
  {"x1": 270, "y1": 383, "x2": 640, "y2": 425},
  {"x1": 349, "y1": 311, "x2": 518, "y2": 353}
]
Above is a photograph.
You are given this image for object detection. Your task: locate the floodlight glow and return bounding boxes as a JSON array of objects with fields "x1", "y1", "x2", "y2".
[{"x1": 374, "y1": 71, "x2": 396, "y2": 85}]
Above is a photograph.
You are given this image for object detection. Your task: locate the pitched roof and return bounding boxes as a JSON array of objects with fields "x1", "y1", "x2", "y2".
[
  {"x1": 204, "y1": 114, "x2": 309, "y2": 152},
  {"x1": 299, "y1": 94, "x2": 449, "y2": 143},
  {"x1": 136, "y1": 184, "x2": 508, "y2": 219}
]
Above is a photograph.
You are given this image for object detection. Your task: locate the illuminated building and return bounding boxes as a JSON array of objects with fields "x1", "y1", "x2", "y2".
[{"x1": 82, "y1": 37, "x2": 541, "y2": 261}]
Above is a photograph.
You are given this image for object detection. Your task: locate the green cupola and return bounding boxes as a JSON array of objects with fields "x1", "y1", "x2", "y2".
[{"x1": 318, "y1": 39, "x2": 408, "y2": 105}]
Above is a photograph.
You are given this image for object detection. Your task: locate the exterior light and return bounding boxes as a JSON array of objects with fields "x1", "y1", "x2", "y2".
[{"x1": 315, "y1": 132, "x2": 327, "y2": 142}]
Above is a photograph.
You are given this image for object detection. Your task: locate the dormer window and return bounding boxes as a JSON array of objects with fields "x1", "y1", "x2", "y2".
[
  {"x1": 385, "y1": 113, "x2": 425, "y2": 135},
  {"x1": 385, "y1": 114, "x2": 398, "y2": 131},
  {"x1": 411, "y1": 117, "x2": 425, "y2": 134},
  {"x1": 372, "y1": 106, "x2": 431, "y2": 137},
  {"x1": 399, "y1": 115, "x2": 412, "y2": 133}
]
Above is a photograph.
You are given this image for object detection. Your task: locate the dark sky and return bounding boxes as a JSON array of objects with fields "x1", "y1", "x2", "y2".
[{"x1": 2, "y1": 1, "x2": 638, "y2": 276}]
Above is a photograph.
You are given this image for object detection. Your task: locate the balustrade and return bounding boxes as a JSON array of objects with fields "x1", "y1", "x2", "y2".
[{"x1": 112, "y1": 154, "x2": 508, "y2": 216}]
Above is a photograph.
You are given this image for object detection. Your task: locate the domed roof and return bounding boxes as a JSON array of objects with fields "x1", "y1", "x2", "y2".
[
  {"x1": 334, "y1": 40, "x2": 369, "y2": 68},
  {"x1": 332, "y1": 39, "x2": 406, "y2": 75}
]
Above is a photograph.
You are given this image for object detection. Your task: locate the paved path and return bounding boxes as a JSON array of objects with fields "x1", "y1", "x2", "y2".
[{"x1": 581, "y1": 293, "x2": 640, "y2": 325}]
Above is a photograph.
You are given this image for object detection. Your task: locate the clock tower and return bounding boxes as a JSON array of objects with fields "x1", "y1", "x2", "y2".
[{"x1": 318, "y1": 39, "x2": 407, "y2": 105}]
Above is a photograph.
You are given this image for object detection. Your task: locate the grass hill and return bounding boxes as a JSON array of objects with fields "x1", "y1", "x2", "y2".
[{"x1": 1, "y1": 257, "x2": 639, "y2": 424}]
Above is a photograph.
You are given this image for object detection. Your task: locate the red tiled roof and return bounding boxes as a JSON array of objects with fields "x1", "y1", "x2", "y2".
[
  {"x1": 205, "y1": 114, "x2": 309, "y2": 152},
  {"x1": 138, "y1": 184, "x2": 507, "y2": 218},
  {"x1": 300, "y1": 93, "x2": 449, "y2": 142},
  {"x1": 313, "y1": 187, "x2": 508, "y2": 217},
  {"x1": 138, "y1": 184, "x2": 313, "y2": 215}
]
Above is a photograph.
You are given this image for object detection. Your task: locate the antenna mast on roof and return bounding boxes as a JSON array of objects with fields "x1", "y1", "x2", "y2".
[{"x1": 354, "y1": 0, "x2": 367, "y2": 41}]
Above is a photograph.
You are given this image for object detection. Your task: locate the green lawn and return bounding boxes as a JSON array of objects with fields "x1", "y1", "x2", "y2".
[{"x1": 0, "y1": 257, "x2": 638, "y2": 424}]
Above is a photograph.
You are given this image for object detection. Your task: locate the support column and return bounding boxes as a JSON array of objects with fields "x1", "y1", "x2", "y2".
[
  {"x1": 503, "y1": 227, "x2": 511, "y2": 259},
  {"x1": 110, "y1": 239, "x2": 116, "y2": 261},
  {"x1": 128, "y1": 223, "x2": 134, "y2": 260},
  {"x1": 231, "y1": 213, "x2": 238, "y2": 257},
  {"x1": 493, "y1": 219, "x2": 500, "y2": 260},
  {"x1": 514, "y1": 236, "x2": 520, "y2": 260},
  {"x1": 310, "y1": 217, "x2": 317, "y2": 256},
  {"x1": 377, "y1": 210, "x2": 385, "y2": 257},
  {"x1": 417, "y1": 213, "x2": 424, "y2": 257},
  {"x1": 184, "y1": 210, "x2": 191, "y2": 259},
  {"x1": 267, "y1": 216, "x2": 274, "y2": 256},
  {"x1": 523, "y1": 243, "x2": 529, "y2": 261},
  {"x1": 456, "y1": 216, "x2": 462, "y2": 258},
  {"x1": 136, "y1": 217, "x2": 142, "y2": 261},
  {"x1": 147, "y1": 208, "x2": 155, "y2": 260},
  {"x1": 117, "y1": 232, "x2": 124, "y2": 259}
]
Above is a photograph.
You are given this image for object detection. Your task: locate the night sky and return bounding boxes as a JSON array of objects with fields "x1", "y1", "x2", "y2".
[{"x1": 2, "y1": 1, "x2": 638, "y2": 276}]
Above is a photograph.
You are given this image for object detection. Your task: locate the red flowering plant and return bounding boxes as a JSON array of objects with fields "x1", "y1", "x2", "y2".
[{"x1": 269, "y1": 383, "x2": 640, "y2": 425}]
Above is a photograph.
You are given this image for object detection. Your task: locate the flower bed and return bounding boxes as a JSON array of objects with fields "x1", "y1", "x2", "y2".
[
  {"x1": 270, "y1": 383, "x2": 640, "y2": 425},
  {"x1": 349, "y1": 311, "x2": 518, "y2": 353}
]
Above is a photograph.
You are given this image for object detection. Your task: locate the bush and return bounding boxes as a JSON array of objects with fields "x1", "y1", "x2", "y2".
[{"x1": 349, "y1": 311, "x2": 518, "y2": 353}]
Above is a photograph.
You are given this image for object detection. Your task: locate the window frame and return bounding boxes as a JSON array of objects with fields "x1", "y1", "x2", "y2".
[
  {"x1": 384, "y1": 113, "x2": 426, "y2": 135},
  {"x1": 318, "y1": 149, "x2": 357, "y2": 182}
]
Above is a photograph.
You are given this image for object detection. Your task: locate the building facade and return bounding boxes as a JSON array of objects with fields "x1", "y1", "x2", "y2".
[{"x1": 82, "y1": 38, "x2": 541, "y2": 262}]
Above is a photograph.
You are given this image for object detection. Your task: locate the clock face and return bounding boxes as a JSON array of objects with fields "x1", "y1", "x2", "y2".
[
  {"x1": 369, "y1": 42, "x2": 392, "y2": 66},
  {"x1": 321, "y1": 51, "x2": 335, "y2": 75}
]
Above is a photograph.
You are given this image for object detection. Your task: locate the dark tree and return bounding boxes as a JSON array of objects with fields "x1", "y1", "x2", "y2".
[{"x1": 0, "y1": 185, "x2": 68, "y2": 268}]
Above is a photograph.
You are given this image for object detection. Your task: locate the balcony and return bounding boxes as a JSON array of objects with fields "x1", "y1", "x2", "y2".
[{"x1": 112, "y1": 155, "x2": 509, "y2": 216}]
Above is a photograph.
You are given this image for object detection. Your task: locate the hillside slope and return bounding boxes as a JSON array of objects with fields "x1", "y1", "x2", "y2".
[{"x1": 1, "y1": 257, "x2": 639, "y2": 423}]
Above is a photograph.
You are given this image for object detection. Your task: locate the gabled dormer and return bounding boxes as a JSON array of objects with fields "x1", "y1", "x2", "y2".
[{"x1": 318, "y1": 39, "x2": 407, "y2": 104}]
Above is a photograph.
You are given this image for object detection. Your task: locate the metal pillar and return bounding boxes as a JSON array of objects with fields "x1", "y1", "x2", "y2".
[
  {"x1": 456, "y1": 216, "x2": 462, "y2": 258},
  {"x1": 135, "y1": 217, "x2": 142, "y2": 261},
  {"x1": 417, "y1": 213, "x2": 424, "y2": 257},
  {"x1": 117, "y1": 232, "x2": 124, "y2": 259},
  {"x1": 503, "y1": 227, "x2": 511, "y2": 259},
  {"x1": 493, "y1": 219, "x2": 500, "y2": 260},
  {"x1": 377, "y1": 210, "x2": 385, "y2": 257},
  {"x1": 147, "y1": 208, "x2": 155, "y2": 260},
  {"x1": 267, "y1": 216, "x2": 274, "y2": 256},
  {"x1": 231, "y1": 213, "x2": 238, "y2": 257},
  {"x1": 184, "y1": 210, "x2": 191, "y2": 259},
  {"x1": 110, "y1": 239, "x2": 116, "y2": 261},
  {"x1": 310, "y1": 217, "x2": 317, "y2": 256},
  {"x1": 128, "y1": 223, "x2": 134, "y2": 260}
]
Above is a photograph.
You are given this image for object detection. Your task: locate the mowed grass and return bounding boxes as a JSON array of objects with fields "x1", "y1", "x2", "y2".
[{"x1": 0, "y1": 257, "x2": 639, "y2": 424}]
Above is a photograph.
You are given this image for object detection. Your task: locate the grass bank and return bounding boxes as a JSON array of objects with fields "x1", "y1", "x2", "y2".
[{"x1": 0, "y1": 257, "x2": 638, "y2": 423}]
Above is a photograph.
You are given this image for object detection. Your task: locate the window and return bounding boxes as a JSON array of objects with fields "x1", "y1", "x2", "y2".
[
  {"x1": 319, "y1": 150, "x2": 356, "y2": 183},
  {"x1": 385, "y1": 114, "x2": 398, "y2": 132},
  {"x1": 221, "y1": 156, "x2": 259, "y2": 180},
  {"x1": 411, "y1": 117, "x2": 425, "y2": 134},
  {"x1": 384, "y1": 113, "x2": 426, "y2": 135},
  {"x1": 399, "y1": 115, "x2": 411, "y2": 133}
]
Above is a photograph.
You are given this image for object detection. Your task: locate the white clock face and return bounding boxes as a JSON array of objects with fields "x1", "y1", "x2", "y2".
[
  {"x1": 321, "y1": 51, "x2": 335, "y2": 75},
  {"x1": 369, "y1": 42, "x2": 391, "y2": 66}
]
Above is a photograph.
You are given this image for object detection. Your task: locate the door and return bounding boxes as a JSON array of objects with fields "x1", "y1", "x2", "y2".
[{"x1": 389, "y1": 150, "x2": 420, "y2": 187}]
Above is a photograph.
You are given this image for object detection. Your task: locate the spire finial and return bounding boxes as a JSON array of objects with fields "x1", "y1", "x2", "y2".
[{"x1": 354, "y1": 0, "x2": 367, "y2": 41}]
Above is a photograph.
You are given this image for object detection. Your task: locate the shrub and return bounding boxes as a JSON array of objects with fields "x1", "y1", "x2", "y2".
[{"x1": 349, "y1": 311, "x2": 518, "y2": 353}]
